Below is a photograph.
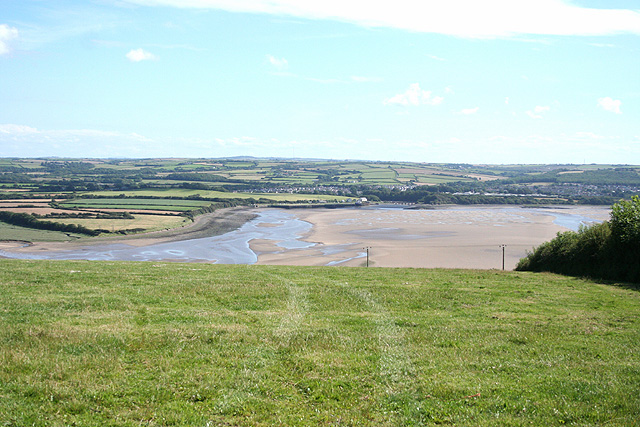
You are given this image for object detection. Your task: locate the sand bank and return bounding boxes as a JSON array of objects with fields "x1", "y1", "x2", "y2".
[
  {"x1": 252, "y1": 205, "x2": 611, "y2": 270},
  {"x1": 0, "y1": 207, "x2": 257, "y2": 255},
  {"x1": 0, "y1": 205, "x2": 611, "y2": 270}
]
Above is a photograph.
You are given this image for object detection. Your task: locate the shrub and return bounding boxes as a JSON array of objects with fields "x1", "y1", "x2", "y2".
[{"x1": 516, "y1": 198, "x2": 639, "y2": 283}]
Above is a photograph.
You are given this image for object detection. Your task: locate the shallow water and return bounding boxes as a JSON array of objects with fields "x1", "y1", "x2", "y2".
[
  {"x1": 524, "y1": 208, "x2": 602, "y2": 231},
  {"x1": 0, "y1": 210, "x2": 313, "y2": 263},
  {"x1": 0, "y1": 205, "x2": 607, "y2": 264}
]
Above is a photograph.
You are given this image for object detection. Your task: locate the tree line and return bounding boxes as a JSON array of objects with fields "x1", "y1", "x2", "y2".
[
  {"x1": 0, "y1": 211, "x2": 101, "y2": 237},
  {"x1": 516, "y1": 196, "x2": 640, "y2": 283}
]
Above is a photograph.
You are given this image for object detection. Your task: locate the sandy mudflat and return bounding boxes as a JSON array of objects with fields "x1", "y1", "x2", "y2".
[
  {"x1": 0, "y1": 204, "x2": 612, "y2": 270},
  {"x1": 0, "y1": 207, "x2": 257, "y2": 255},
  {"x1": 253, "y1": 205, "x2": 611, "y2": 270}
]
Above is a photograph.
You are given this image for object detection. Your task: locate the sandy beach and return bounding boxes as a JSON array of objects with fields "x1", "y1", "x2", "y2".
[
  {"x1": 252, "y1": 205, "x2": 611, "y2": 270},
  {"x1": 0, "y1": 205, "x2": 611, "y2": 270},
  {"x1": 0, "y1": 207, "x2": 257, "y2": 255}
]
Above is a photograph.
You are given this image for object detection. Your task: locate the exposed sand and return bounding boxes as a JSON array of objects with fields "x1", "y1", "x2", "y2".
[
  {"x1": 253, "y1": 205, "x2": 611, "y2": 270},
  {"x1": 0, "y1": 207, "x2": 257, "y2": 254},
  {"x1": 0, "y1": 204, "x2": 612, "y2": 270}
]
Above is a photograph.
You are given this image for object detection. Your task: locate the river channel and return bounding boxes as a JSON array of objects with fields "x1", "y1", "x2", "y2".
[{"x1": 0, "y1": 205, "x2": 610, "y2": 266}]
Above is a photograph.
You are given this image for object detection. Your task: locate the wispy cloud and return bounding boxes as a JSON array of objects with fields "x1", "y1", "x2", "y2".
[
  {"x1": 122, "y1": 0, "x2": 640, "y2": 39},
  {"x1": 0, "y1": 124, "x2": 38, "y2": 134},
  {"x1": 267, "y1": 54, "x2": 288, "y2": 69},
  {"x1": 0, "y1": 24, "x2": 19, "y2": 55},
  {"x1": 526, "y1": 105, "x2": 550, "y2": 119},
  {"x1": 126, "y1": 48, "x2": 158, "y2": 62},
  {"x1": 96, "y1": 40, "x2": 203, "y2": 51},
  {"x1": 598, "y1": 97, "x2": 622, "y2": 114},
  {"x1": 457, "y1": 107, "x2": 479, "y2": 115},
  {"x1": 385, "y1": 83, "x2": 444, "y2": 107},
  {"x1": 0, "y1": 124, "x2": 152, "y2": 141},
  {"x1": 0, "y1": 124, "x2": 154, "y2": 157},
  {"x1": 11, "y1": 5, "x2": 122, "y2": 52}
]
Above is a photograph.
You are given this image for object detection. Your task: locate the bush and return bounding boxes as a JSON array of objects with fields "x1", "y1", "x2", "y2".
[
  {"x1": 610, "y1": 195, "x2": 640, "y2": 244},
  {"x1": 516, "y1": 198, "x2": 639, "y2": 283}
]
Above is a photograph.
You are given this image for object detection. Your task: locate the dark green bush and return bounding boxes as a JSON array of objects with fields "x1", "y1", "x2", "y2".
[{"x1": 517, "y1": 197, "x2": 640, "y2": 283}]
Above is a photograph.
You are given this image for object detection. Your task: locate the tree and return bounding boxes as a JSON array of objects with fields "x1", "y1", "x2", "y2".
[
  {"x1": 610, "y1": 195, "x2": 640, "y2": 244},
  {"x1": 516, "y1": 197, "x2": 640, "y2": 283}
]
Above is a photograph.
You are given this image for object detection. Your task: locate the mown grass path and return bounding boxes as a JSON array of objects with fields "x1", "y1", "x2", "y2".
[{"x1": 0, "y1": 260, "x2": 639, "y2": 426}]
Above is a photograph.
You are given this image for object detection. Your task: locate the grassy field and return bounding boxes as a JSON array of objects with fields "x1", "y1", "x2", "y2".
[
  {"x1": 0, "y1": 223, "x2": 84, "y2": 242},
  {"x1": 46, "y1": 214, "x2": 190, "y2": 233},
  {"x1": 60, "y1": 198, "x2": 212, "y2": 212},
  {"x1": 82, "y1": 190, "x2": 349, "y2": 203},
  {"x1": 0, "y1": 261, "x2": 638, "y2": 426}
]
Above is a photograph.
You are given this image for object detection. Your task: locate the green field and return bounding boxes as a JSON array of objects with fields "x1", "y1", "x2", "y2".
[
  {"x1": 1, "y1": 261, "x2": 638, "y2": 426},
  {"x1": 60, "y1": 198, "x2": 212, "y2": 212},
  {"x1": 47, "y1": 214, "x2": 190, "y2": 233},
  {"x1": 0, "y1": 223, "x2": 83, "y2": 242},
  {"x1": 83, "y1": 190, "x2": 349, "y2": 203}
]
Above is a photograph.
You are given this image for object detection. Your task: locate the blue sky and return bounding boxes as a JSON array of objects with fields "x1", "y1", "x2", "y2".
[{"x1": 1, "y1": 0, "x2": 639, "y2": 164}]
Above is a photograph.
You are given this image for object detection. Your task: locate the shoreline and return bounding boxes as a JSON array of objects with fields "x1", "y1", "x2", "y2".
[
  {"x1": 0, "y1": 207, "x2": 258, "y2": 255},
  {"x1": 0, "y1": 205, "x2": 611, "y2": 269},
  {"x1": 251, "y1": 205, "x2": 611, "y2": 270}
]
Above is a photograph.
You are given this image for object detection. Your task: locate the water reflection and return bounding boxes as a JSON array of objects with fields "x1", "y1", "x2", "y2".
[
  {"x1": 0, "y1": 210, "x2": 313, "y2": 263},
  {"x1": 525, "y1": 208, "x2": 602, "y2": 231},
  {"x1": 0, "y1": 206, "x2": 607, "y2": 264}
]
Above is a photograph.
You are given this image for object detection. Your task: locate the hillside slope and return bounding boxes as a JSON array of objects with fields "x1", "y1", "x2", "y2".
[{"x1": 1, "y1": 261, "x2": 639, "y2": 426}]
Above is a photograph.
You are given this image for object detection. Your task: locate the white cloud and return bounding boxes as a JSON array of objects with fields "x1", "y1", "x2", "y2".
[
  {"x1": 0, "y1": 124, "x2": 156, "y2": 157},
  {"x1": 457, "y1": 107, "x2": 479, "y2": 115},
  {"x1": 575, "y1": 131, "x2": 603, "y2": 140},
  {"x1": 122, "y1": 0, "x2": 640, "y2": 39},
  {"x1": 0, "y1": 24, "x2": 19, "y2": 55},
  {"x1": 598, "y1": 97, "x2": 622, "y2": 114},
  {"x1": 526, "y1": 105, "x2": 550, "y2": 119},
  {"x1": 267, "y1": 54, "x2": 288, "y2": 69},
  {"x1": 0, "y1": 124, "x2": 152, "y2": 141},
  {"x1": 0, "y1": 124, "x2": 38, "y2": 134},
  {"x1": 385, "y1": 83, "x2": 444, "y2": 107},
  {"x1": 126, "y1": 48, "x2": 158, "y2": 62}
]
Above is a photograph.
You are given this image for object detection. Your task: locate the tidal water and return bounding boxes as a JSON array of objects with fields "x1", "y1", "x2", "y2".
[
  {"x1": 526, "y1": 208, "x2": 602, "y2": 231},
  {"x1": 0, "y1": 206, "x2": 606, "y2": 264},
  {"x1": 0, "y1": 210, "x2": 313, "y2": 263}
]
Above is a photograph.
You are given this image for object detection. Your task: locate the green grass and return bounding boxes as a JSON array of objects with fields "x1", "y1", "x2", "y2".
[
  {"x1": 60, "y1": 198, "x2": 212, "y2": 212},
  {"x1": 83, "y1": 190, "x2": 348, "y2": 203},
  {"x1": 46, "y1": 214, "x2": 190, "y2": 233},
  {"x1": 0, "y1": 223, "x2": 84, "y2": 241},
  {"x1": 416, "y1": 175, "x2": 472, "y2": 184},
  {"x1": 0, "y1": 261, "x2": 638, "y2": 426}
]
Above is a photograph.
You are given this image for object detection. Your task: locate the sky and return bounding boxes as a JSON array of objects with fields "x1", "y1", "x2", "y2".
[{"x1": 1, "y1": 0, "x2": 639, "y2": 164}]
